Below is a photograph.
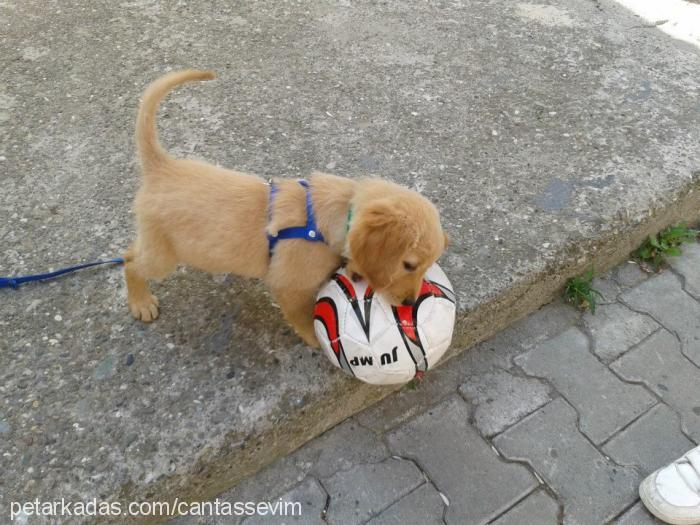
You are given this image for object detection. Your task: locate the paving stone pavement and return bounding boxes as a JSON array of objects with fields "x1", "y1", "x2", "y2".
[
  {"x1": 490, "y1": 489, "x2": 560, "y2": 525},
  {"x1": 172, "y1": 246, "x2": 700, "y2": 524}
]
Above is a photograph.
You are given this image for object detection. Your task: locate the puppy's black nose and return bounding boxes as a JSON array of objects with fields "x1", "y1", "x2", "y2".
[{"x1": 401, "y1": 298, "x2": 415, "y2": 306}]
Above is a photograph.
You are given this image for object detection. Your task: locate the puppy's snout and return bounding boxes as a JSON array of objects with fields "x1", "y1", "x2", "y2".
[{"x1": 401, "y1": 298, "x2": 415, "y2": 306}]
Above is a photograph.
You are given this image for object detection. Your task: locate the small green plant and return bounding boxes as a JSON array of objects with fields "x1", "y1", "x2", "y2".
[
  {"x1": 565, "y1": 267, "x2": 603, "y2": 314},
  {"x1": 405, "y1": 371, "x2": 425, "y2": 390},
  {"x1": 634, "y1": 223, "x2": 699, "y2": 271},
  {"x1": 405, "y1": 379, "x2": 419, "y2": 391}
]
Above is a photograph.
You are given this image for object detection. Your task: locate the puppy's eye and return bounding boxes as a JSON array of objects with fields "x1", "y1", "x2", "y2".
[{"x1": 403, "y1": 261, "x2": 417, "y2": 272}]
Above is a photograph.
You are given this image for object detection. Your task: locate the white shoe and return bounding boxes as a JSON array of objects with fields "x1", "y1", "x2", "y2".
[{"x1": 640, "y1": 445, "x2": 700, "y2": 525}]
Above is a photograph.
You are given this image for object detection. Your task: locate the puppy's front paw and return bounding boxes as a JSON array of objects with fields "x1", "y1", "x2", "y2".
[{"x1": 129, "y1": 294, "x2": 160, "y2": 323}]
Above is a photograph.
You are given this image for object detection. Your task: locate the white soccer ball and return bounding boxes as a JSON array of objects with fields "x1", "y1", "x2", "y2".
[{"x1": 313, "y1": 263, "x2": 457, "y2": 385}]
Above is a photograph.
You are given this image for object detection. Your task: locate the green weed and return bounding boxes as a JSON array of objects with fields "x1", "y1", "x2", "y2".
[
  {"x1": 565, "y1": 267, "x2": 603, "y2": 314},
  {"x1": 634, "y1": 223, "x2": 699, "y2": 271}
]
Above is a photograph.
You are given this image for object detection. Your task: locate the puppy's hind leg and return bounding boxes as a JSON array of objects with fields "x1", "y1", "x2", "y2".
[{"x1": 124, "y1": 229, "x2": 176, "y2": 322}]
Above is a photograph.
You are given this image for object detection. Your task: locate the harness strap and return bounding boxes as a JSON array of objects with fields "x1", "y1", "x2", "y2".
[
  {"x1": 0, "y1": 257, "x2": 125, "y2": 289},
  {"x1": 267, "y1": 179, "x2": 326, "y2": 257}
]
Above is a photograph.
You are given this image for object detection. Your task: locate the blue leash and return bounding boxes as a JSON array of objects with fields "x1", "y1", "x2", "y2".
[{"x1": 0, "y1": 257, "x2": 125, "y2": 289}]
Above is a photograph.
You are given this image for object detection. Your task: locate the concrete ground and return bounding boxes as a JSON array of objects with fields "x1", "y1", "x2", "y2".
[
  {"x1": 176, "y1": 242, "x2": 700, "y2": 525},
  {"x1": 1, "y1": 0, "x2": 699, "y2": 522}
]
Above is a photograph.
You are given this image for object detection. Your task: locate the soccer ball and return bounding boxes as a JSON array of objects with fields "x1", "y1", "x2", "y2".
[{"x1": 313, "y1": 263, "x2": 457, "y2": 385}]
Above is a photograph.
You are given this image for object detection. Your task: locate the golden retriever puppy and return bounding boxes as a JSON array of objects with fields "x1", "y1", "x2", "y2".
[{"x1": 125, "y1": 70, "x2": 448, "y2": 347}]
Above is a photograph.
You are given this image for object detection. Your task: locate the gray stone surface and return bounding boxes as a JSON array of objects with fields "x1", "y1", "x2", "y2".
[
  {"x1": 622, "y1": 272, "x2": 700, "y2": 366},
  {"x1": 491, "y1": 490, "x2": 560, "y2": 525},
  {"x1": 323, "y1": 458, "x2": 424, "y2": 525},
  {"x1": 366, "y1": 483, "x2": 445, "y2": 525},
  {"x1": 603, "y1": 404, "x2": 695, "y2": 476},
  {"x1": 242, "y1": 477, "x2": 327, "y2": 525},
  {"x1": 293, "y1": 419, "x2": 389, "y2": 480},
  {"x1": 583, "y1": 303, "x2": 659, "y2": 362},
  {"x1": 494, "y1": 399, "x2": 640, "y2": 525},
  {"x1": 613, "y1": 261, "x2": 650, "y2": 289},
  {"x1": 669, "y1": 242, "x2": 700, "y2": 299},
  {"x1": 2, "y1": 0, "x2": 700, "y2": 516},
  {"x1": 170, "y1": 418, "x2": 388, "y2": 525},
  {"x1": 615, "y1": 502, "x2": 665, "y2": 525},
  {"x1": 459, "y1": 369, "x2": 552, "y2": 437},
  {"x1": 515, "y1": 328, "x2": 655, "y2": 444},
  {"x1": 387, "y1": 396, "x2": 537, "y2": 525},
  {"x1": 591, "y1": 276, "x2": 622, "y2": 306},
  {"x1": 611, "y1": 329, "x2": 700, "y2": 441},
  {"x1": 353, "y1": 359, "x2": 473, "y2": 434},
  {"x1": 503, "y1": 299, "x2": 581, "y2": 352}
]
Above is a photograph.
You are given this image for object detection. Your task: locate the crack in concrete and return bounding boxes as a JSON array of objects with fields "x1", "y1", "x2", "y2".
[
  {"x1": 607, "y1": 330, "x2": 700, "y2": 446},
  {"x1": 318, "y1": 456, "x2": 433, "y2": 524},
  {"x1": 456, "y1": 363, "x2": 557, "y2": 439},
  {"x1": 315, "y1": 475, "x2": 331, "y2": 524},
  {"x1": 667, "y1": 264, "x2": 700, "y2": 303},
  {"x1": 509, "y1": 335, "x2": 644, "y2": 475},
  {"x1": 617, "y1": 295, "x2": 700, "y2": 369},
  {"x1": 609, "y1": 500, "x2": 645, "y2": 524},
  {"x1": 482, "y1": 485, "x2": 542, "y2": 524},
  {"x1": 577, "y1": 295, "x2": 661, "y2": 363},
  {"x1": 361, "y1": 454, "x2": 441, "y2": 525},
  {"x1": 596, "y1": 400, "x2": 661, "y2": 453},
  {"x1": 356, "y1": 479, "x2": 430, "y2": 525}
]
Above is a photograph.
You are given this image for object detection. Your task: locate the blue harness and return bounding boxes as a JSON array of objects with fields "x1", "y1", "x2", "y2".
[{"x1": 267, "y1": 179, "x2": 326, "y2": 257}]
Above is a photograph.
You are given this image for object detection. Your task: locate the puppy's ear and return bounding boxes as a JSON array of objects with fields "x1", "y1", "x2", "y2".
[{"x1": 348, "y1": 199, "x2": 417, "y2": 289}]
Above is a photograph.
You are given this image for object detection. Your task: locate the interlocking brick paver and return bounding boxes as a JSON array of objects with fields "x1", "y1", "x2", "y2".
[
  {"x1": 180, "y1": 457, "x2": 308, "y2": 525},
  {"x1": 297, "y1": 419, "x2": 389, "y2": 479},
  {"x1": 592, "y1": 276, "x2": 622, "y2": 305},
  {"x1": 387, "y1": 396, "x2": 537, "y2": 525},
  {"x1": 621, "y1": 271, "x2": 700, "y2": 366},
  {"x1": 366, "y1": 483, "x2": 445, "y2": 525},
  {"x1": 456, "y1": 329, "x2": 526, "y2": 373},
  {"x1": 354, "y1": 363, "x2": 467, "y2": 434},
  {"x1": 515, "y1": 328, "x2": 655, "y2": 444},
  {"x1": 242, "y1": 477, "x2": 326, "y2": 525},
  {"x1": 603, "y1": 404, "x2": 694, "y2": 476},
  {"x1": 583, "y1": 303, "x2": 659, "y2": 362},
  {"x1": 669, "y1": 242, "x2": 700, "y2": 300},
  {"x1": 459, "y1": 369, "x2": 552, "y2": 437},
  {"x1": 491, "y1": 489, "x2": 559, "y2": 525},
  {"x1": 611, "y1": 329, "x2": 700, "y2": 441},
  {"x1": 494, "y1": 399, "x2": 639, "y2": 525},
  {"x1": 175, "y1": 419, "x2": 388, "y2": 525},
  {"x1": 615, "y1": 502, "x2": 665, "y2": 525},
  {"x1": 323, "y1": 458, "x2": 424, "y2": 525},
  {"x1": 505, "y1": 299, "x2": 581, "y2": 350},
  {"x1": 614, "y1": 261, "x2": 649, "y2": 289}
]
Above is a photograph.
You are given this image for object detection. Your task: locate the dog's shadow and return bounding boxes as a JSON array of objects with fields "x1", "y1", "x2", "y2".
[{"x1": 152, "y1": 269, "x2": 300, "y2": 365}]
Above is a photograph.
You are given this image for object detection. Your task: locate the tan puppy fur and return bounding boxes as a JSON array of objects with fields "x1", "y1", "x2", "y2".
[{"x1": 126, "y1": 70, "x2": 447, "y2": 347}]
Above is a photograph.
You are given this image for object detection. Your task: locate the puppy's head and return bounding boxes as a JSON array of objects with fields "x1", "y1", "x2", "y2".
[{"x1": 347, "y1": 187, "x2": 447, "y2": 305}]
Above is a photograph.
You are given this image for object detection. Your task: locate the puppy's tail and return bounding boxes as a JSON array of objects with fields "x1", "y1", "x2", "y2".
[{"x1": 136, "y1": 69, "x2": 216, "y2": 170}]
